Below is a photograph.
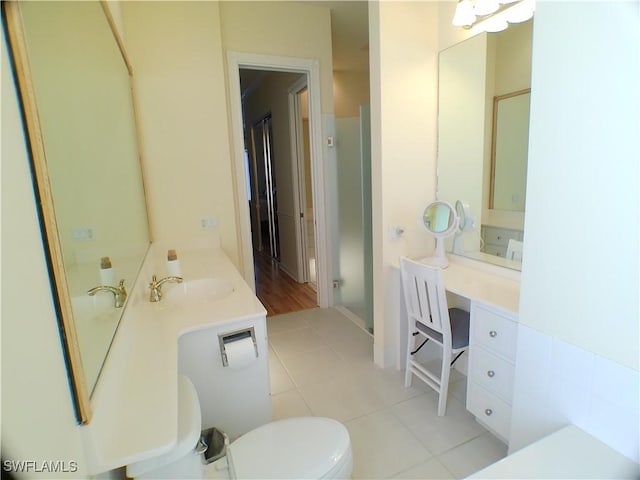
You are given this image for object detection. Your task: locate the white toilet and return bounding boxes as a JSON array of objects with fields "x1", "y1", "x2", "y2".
[{"x1": 127, "y1": 376, "x2": 353, "y2": 479}]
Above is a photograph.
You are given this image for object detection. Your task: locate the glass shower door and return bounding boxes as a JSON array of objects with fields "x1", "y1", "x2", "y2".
[{"x1": 335, "y1": 105, "x2": 373, "y2": 332}]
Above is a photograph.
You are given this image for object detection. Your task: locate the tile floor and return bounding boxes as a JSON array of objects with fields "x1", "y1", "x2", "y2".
[{"x1": 267, "y1": 307, "x2": 508, "y2": 479}]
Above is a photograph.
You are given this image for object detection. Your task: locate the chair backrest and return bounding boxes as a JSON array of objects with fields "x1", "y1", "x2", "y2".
[
  {"x1": 400, "y1": 257, "x2": 451, "y2": 340},
  {"x1": 506, "y1": 239, "x2": 523, "y2": 261}
]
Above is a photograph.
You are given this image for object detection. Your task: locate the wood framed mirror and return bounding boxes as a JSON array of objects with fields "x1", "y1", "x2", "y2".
[{"x1": 3, "y1": 1, "x2": 150, "y2": 424}]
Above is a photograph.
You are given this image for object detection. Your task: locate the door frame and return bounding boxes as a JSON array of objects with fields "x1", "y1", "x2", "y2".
[
  {"x1": 227, "y1": 51, "x2": 331, "y2": 308},
  {"x1": 288, "y1": 75, "x2": 310, "y2": 284}
]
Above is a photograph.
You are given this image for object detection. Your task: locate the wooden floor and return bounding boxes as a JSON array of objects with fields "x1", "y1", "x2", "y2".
[{"x1": 254, "y1": 250, "x2": 318, "y2": 317}]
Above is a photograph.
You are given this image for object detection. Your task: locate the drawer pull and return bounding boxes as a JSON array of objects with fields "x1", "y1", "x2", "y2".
[
  {"x1": 487, "y1": 370, "x2": 495, "y2": 378},
  {"x1": 485, "y1": 408, "x2": 493, "y2": 416},
  {"x1": 489, "y1": 330, "x2": 498, "y2": 338}
]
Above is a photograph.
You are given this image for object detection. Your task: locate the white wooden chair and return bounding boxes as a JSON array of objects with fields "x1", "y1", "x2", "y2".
[
  {"x1": 506, "y1": 239, "x2": 523, "y2": 261},
  {"x1": 400, "y1": 257, "x2": 470, "y2": 416}
]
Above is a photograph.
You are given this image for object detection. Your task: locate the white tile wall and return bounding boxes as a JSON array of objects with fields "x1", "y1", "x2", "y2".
[{"x1": 509, "y1": 324, "x2": 640, "y2": 462}]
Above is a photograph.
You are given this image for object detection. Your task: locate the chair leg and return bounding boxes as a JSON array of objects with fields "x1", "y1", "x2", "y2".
[
  {"x1": 404, "y1": 332, "x2": 414, "y2": 388},
  {"x1": 438, "y1": 349, "x2": 452, "y2": 416}
]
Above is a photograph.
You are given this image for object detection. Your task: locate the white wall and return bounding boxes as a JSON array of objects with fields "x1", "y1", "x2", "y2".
[
  {"x1": 511, "y1": 0, "x2": 639, "y2": 460},
  {"x1": 519, "y1": 1, "x2": 639, "y2": 373},
  {"x1": 370, "y1": 1, "x2": 441, "y2": 367},
  {"x1": 219, "y1": 1, "x2": 334, "y2": 115},
  {"x1": 121, "y1": 2, "x2": 238, "y2": 264},
  {"x1": 333, "y1": 71, "x2": 370, "y2": 118},
  {"x1": 1, "y1": 37, "x2": 88, "y2": 477}
]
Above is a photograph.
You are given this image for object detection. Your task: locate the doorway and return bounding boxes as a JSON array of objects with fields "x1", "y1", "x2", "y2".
[
  {"x1": 228, "y1": 52, "x2": 331, "y2": 310},
  {"x1": 237, "y1": 65, "x2": 322, "y2": 315}
]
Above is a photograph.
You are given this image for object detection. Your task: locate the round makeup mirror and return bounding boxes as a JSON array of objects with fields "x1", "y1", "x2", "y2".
[
  {"x1": 455, "y1": 200, "x2": 468, "y2": 232},
  {"x1": 421, "y1": 200, "x2": 459, "y2": 268},
  {"x1": 452, "y1": 200, "x2": 473, "y2": 255}
]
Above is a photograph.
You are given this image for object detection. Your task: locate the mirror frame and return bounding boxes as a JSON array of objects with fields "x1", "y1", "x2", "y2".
[
  {"x1": 3, "y1": 0, "x2": 145, "y2": 424},
  {"x1": 488, "y1": 88, "x2": 531, "y2": 210}
]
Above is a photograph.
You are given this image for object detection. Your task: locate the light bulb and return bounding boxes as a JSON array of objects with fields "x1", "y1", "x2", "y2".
[
  {"x1": 482, "y1": 16, "x2": 509, "y2": 32},
  {"x1": 452, "y1": 0, "x2": 476, "y2": 27},
  {"x1": 474, "y1": 0, "x2": 500, "y2": 16},
  {"x1": 506, "y1": 0, "x2": 535, "y2": 23}
]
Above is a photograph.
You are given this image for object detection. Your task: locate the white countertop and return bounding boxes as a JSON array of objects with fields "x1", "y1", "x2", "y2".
[
  {"x1": 469, "y1": 425, "x2": 640, "y2": 479},
  {"x1": 410, "y1": 255, "x2": 521, "y2": 315},
  {"x1": 442, "y1": 260, "x2": 520, "y2": 315},
  {"x1": 82, "y1": 245, "x2": 266, "y2": 474}
]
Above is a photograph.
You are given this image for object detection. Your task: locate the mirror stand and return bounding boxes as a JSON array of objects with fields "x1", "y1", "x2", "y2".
[{"x1": 422, "y1": 201, "x2": 459, "y2": 268}]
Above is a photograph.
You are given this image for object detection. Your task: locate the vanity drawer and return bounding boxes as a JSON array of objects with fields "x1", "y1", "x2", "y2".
[
  {"x1": 482, "y1": 244, "x2": 506, "y2": 257},
  {"x1": 472, "y1": 305, "x2": 517, "y2": 361},
  {"x1": 470, "y1": 345, "x2": 514, "y2": 403},
  {"x1": 482, "y1": 226, "x2": 522, "y2": 247},
  {"x1": 467, "y1": 382, "x2": 512, "y2": 440}
]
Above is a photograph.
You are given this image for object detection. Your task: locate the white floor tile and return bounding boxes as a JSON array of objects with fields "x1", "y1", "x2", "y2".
[
  {"x1": 264, "y1": 308, "x2": 505, "y2": 479},
  {"x1": 346, "y1": 409, "x2": 433, "y2": 480},
  {"x1": 268, "y1": 348, "x2": 295, "y2": 395},
  {"x1": 266, "y1": 310, "x2": 312, "y2": 335},
  {"x1": 329, "y1": 333, "x2": 374, "y2": 365},
  {"x1": 268, "y1": 327, "x2": 327, "y2": 359},
  {"x1": 437, "y1": 432, "x2": 508, "y2": 479},
  {"x1": 279, "y1": 346, "x2": 348, "y2": 387},
  {"x1": 391, "y1": 457, "x2": 454, "y2": 479},
  {"x1": 357, "y1": 363, "x2": 428, "y2": 407},
  {"x1": 298, "y1": 375, "x2": 388, "y2": 423},
  {"x1": 271, "y1": 390, "x2": 312, "y2": 420},
  {"x1": 391, "y1": 392, "x2": 487, "y2": 455},
  {"x1": 307, "y1": 309, "x2": 371, "y2": 345}
]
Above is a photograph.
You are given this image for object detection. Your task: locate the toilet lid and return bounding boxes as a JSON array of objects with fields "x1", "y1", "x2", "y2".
[{"x1": 230, "y1": 417, "x2": 351, "y2": 479}]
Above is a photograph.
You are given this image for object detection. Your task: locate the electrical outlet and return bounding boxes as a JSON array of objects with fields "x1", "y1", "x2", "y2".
[
  {"x1": 71, "y1": 226, "x2": 95, "y2": 241},
  {"x1": 200, "y1": 217, "x2": 218, "y2": 230}
]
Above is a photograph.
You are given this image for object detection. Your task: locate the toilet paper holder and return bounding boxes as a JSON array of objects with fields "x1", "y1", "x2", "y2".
[{"x1": 218, "y1": 326, "x2": 258, "y2": 367}]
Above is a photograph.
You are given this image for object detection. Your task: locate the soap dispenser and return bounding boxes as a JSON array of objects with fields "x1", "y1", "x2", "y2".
[
  {"x1": 100, "y1": 256, "x2": 115, "y2": 286},
  {"x1": 167, "y1": 249, "x2": 182, "y2": 277}
]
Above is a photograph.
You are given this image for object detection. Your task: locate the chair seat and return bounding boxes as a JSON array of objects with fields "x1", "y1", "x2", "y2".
[{"x1": 416, "y1": 308, "x2": 470, "y2": 350}]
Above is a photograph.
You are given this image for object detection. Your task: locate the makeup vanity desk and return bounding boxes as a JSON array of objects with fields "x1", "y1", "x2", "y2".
[
  {"x1": 439, "y1": 256, "x2": 520, "y2": 315},
  {"x1": 416, "y1": 255, "x2": 521, "y2": 443}
]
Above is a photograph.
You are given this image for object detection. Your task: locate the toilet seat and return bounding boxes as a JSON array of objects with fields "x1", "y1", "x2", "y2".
[{"x1": 229, "y1": 417, "x2": 353, "y2": 479}]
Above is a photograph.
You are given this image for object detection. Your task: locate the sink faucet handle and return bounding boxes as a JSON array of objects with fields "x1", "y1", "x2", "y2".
[
  {"x1": 148, "y1": 274, "x2": 183, "y2": 303},
  {"x1": 87, "y1": 278, "x2": 127, "y2": 308}
]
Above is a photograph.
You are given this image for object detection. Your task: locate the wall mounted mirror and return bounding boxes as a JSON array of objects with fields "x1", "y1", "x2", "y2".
[
  {"x1": 490, "y1": 89, "x2": 530, "y2": 211},
  {"x1": 4, "y1": 1, "x2": 150, "y2": 423},
  {"x1": 436, "y1": 20, "x2": 532, "y2": 270}
]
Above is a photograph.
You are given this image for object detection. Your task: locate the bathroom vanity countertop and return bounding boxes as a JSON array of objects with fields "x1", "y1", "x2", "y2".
[
  {"x1": 468, "y1": 425, "x2": 639, "y2": 479},
  {"x1": 82, "y1": 244, "x2": 266, "y2": 474},
  {"x1": 412, "y1": 255, "x2": 521, "y2": 315},
  {"x1": 441, "y1": 259, "x2": 520, "y2": 315}
]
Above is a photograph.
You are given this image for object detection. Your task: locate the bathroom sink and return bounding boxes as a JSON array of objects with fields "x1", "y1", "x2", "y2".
[{"x1": 162, "y1": 277, "x2": 235, "y2": 305}]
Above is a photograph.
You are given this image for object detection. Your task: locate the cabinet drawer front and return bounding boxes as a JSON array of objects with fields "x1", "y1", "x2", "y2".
[
  {"x1": 467, "y1": 382, "x2": 512, "y2": 440},
  {"x1": 482, "y1": 227, "x2": 522, "y2": 247},
  {"x1": 472, "y1": 305, "x2": 517, "y2": 360},
  {"x1": 482, "y1": 244, "x2": 506, "y2": 257},
  {"x1": 471, "y1": 346, "x2": 514, "y2": 403}
]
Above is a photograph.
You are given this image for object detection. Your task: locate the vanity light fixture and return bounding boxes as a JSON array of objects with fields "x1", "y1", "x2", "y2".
[{"x1": 453, "y1": 0, "x2": 535, "y2": 33}]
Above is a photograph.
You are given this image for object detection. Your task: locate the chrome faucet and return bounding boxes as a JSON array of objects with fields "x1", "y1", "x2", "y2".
[
  {"x1": 87, "y1": 279, "x2": 127, "y2": 308},
  {"x1": 148, "y1": 274, "x2": 183, "y2": 302}
]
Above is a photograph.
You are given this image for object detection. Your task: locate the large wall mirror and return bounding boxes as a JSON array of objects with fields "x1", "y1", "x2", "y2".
[
  {"x1": 4, "y1": 1, "x2": 150, "y2": 423},
  {"x1": 437, "y1": 20, "x2": 532, "y2": 270}
]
